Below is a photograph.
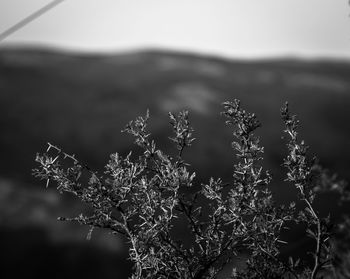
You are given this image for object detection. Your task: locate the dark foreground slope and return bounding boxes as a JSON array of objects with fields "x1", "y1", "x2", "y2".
[{"x1": 1, "y1": 47, "x2": 350, "y2": 278}]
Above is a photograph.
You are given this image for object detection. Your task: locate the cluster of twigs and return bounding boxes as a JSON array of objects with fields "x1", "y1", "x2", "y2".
[{"x1": 34, "y1": 100, "x2": 350, "y2": 278}]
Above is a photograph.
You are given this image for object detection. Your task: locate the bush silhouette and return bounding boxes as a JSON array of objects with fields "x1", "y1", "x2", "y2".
[{"x1": 34, "y1": 100, "x2": 350, "y2": 278}]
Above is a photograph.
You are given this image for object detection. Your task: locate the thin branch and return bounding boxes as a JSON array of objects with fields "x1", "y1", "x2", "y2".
[{"x1": 0, "y1": 0, "x2": 65, "y2": 42}]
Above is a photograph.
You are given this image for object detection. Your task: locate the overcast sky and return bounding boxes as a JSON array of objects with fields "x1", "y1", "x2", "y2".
[{"x1": 0, "y1": 0, "x2": 349, "y2": 58}]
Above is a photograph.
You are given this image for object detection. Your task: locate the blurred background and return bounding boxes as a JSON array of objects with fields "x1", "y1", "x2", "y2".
[{"x1": 0, "y1": 0, "x2": 350, "y2": 278}]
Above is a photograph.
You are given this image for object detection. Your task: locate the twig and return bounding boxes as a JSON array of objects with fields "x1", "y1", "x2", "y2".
[{"x1": 0, "y1": 0, "x2": 65, "y2": 43}]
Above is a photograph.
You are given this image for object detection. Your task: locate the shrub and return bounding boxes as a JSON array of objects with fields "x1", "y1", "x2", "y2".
[{"x1": 34, "y1": 100, "x2": 350, "y2": 278}]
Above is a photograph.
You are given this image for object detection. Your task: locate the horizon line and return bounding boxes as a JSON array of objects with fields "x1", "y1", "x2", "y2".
[{"x1": 1, "y1": 42, "x2": 350, "y2": 63}]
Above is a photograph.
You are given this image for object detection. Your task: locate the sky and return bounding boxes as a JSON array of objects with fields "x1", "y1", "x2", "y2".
[{"x1": 0, "y1": 0, "x2": 349, "y2": 59}]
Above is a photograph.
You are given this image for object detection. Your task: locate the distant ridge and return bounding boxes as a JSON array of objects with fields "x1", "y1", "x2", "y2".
[
  {"x1": 1, "y1": 46, "x2": 350, "y2": 186},
  {"x1": 2, "y1": 45, "x2": 350, "y2": 64}
]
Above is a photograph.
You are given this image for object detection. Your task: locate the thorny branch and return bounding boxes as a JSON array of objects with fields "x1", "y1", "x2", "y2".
[{"x1": 34, "y1": 100, "x2": 350, "y2": 279}]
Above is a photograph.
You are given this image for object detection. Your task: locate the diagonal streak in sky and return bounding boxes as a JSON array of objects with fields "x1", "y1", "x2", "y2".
[{"x1": 0, "y1": 0, "x2": 65, "y2": 43}]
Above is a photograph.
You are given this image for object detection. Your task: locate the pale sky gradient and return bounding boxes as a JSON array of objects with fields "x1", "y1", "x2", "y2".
[{"x1": 0, "y1": 0, "x2": 349, "y2": 58}]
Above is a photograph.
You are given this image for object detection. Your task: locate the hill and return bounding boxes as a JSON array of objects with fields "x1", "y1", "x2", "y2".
[
  {"x1": 1, "y1": 48, "x2": 350, "y2": 183},
  {"x1": 1, "y1": 47, "x2": 350, "y2": 278}
]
